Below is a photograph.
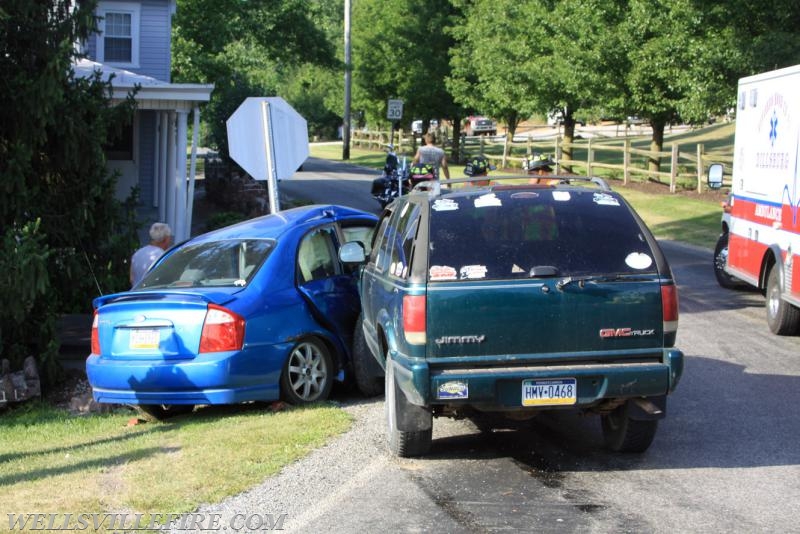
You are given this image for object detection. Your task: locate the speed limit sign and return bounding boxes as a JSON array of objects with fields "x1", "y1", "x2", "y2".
[{"x1": 387, "y1": 99, "x2": 403, "y2": 121}]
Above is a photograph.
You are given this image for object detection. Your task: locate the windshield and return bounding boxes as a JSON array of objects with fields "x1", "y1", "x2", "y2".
[
  {"x1": 138, "y1": 239, "x2": 275, "y2": 289},
  {"x1": 428, "y1": 189, "x2": 656, "y2": 281}
]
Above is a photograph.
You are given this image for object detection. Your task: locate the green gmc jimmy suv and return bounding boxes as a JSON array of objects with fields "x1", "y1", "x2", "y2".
[{"x1": 339, "y1": 177, "x2": 684, "y2": 457}]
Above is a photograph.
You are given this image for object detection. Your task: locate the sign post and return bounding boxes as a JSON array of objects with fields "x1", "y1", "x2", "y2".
[{"x1": 387, "y1": 99, "x2": 403, "y2": 146}]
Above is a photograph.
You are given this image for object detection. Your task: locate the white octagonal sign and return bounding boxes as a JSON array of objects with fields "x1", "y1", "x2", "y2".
[{"x1": 227, "y1": 97, "x2": 308, "y2": 181}]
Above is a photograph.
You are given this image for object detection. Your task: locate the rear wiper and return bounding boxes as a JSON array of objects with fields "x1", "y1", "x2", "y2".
[{"x1": 556, "y1": 274, "x2": 651, "y2": 291}]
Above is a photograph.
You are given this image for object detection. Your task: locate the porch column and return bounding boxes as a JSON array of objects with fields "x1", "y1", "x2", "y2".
[
  {"x1": 186, "y1": 106, "x2": 201, "y2": 238},
  {"x1": 158, "y1": 110, "x2": 169, "y2": 222},
  {"x1": 174, "y1": 110, "x2": 189, "y2": 241},
  {"x1": 153, "y1": 112, "x2": 161, "y2": 209},
  {"x1": 165, "y1": 111, "x2": 177, "y2": 234}
]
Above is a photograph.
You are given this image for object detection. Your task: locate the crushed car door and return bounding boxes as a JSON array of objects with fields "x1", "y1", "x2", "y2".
[{"x1": 296, "y1": 225, "x2": 361, "y2": 348}]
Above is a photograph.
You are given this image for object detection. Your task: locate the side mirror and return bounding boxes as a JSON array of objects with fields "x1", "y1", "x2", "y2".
[
  {"x1": 339, "y1": 241, "x2": 366, "y2": 264},
  {"x1": 707, "y1": 163, "x2": 724, "y2": 190}
]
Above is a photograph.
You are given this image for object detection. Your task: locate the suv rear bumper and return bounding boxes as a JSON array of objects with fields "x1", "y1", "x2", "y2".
[{"x1": 391, "y1": 348, "x2": 684, "y2": 409}]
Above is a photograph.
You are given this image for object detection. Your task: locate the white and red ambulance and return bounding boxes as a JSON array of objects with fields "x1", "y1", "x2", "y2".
[{"x1": 709, "y1": 64, "x2": 800, "y2": 335}]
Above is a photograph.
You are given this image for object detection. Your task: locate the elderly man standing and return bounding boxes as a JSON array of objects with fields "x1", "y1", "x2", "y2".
[{"x1": 130, "y1": 222, "x2": 172, "y2": 287}]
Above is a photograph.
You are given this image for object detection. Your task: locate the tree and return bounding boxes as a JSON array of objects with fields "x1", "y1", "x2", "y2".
[
  {"x1": 447, "y1": 0, "x2": 542, "y2": 156},
  {"x1": 352, "y1": 0, "x2": 463, "y2": 158},
  {"x1": 618, "y1": 0, "x2": 755, "y2": 173},
  {"x1": 0, "y1": 0, "x2": 139, "y2": 383},
  {"x1": 172, "y1": 0, "x2": 338, "y2": 156}
]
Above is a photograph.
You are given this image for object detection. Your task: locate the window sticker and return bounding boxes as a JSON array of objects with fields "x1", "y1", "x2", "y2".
[
  {"x1": 474, "y1": 193, "x2": 502, "y2": 208},
  {"x1": 511, "y1": 264, "x2": 525, "y2": 273},
  {"x1": 552, "y1": 191, "x2": 571, "y2": 202},
  {"x1": 391, "y1": 262, "x2": 406, "y2": 277},
  {"x1": 593, "y1": 193, "x2": 620, "y2": 206},
  {"x1": 432, "y1": 199, "x2": 459, "y2": 212},
  {"x1": 429, "y1": 265, "x2": 458, "y2": 280},
  {"x1": 460, "y1": 265, "x2": 488, "y2": 279},
  {"x1": 437, "y1": 381, "x2": 469, "y2": 400},
  {"x1": 625, "y1": 252, "x2": 653, "y2": 270}
]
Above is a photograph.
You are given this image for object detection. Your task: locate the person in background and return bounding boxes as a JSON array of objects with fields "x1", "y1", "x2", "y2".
[
  {"x1": 412, "y1": 132, "x2": 450, "y2": 179},
  {"x1": 463, "y1": 155, "x2": 496, "y2": 186},
  {"x1": 130, "y1": 222, "x2": 172, "y2": 287},
  {"x1": 524, "y1": 153, "x2": 559, "y2": 185}
]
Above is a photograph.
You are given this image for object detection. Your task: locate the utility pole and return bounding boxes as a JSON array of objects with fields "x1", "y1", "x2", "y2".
[{"x1": 343, "y1": 0, "x2": 352, "y2": 160}]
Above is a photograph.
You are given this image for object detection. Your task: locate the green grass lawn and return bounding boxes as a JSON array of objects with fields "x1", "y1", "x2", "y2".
[{"x1": 0, "y1": 401, "x2": 350, "y2": 530}]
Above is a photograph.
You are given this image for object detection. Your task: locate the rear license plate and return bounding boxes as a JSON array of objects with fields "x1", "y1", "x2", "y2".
[
  {"x1": 129, "y1": 329, "x2": 160, "y2": 349},
  {"x1": 522, "y1": 378, "x2": 577, "y2": 406}
]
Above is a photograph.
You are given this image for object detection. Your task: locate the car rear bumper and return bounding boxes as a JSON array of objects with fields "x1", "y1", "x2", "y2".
[
  {"x1": 86, "y1": 344, "x2": 288, "y2": 405},
  {"x1": 392, "y1": 348, "x2": 684, "y2": 409}
]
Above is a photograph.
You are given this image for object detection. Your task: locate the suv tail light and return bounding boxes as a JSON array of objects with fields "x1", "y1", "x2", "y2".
[
  {"x1": 199, "y1": 304, "x2": 245, "y2": 353},
  {"x1": 91, "y1": 311, "x2": 100, "y2": 355},
  {"x1": 661, "y1": 283, "x2": 679, "y2": 346},
  {"x1": 403, "y1": 295, "x2": 426, "y2": 345}
]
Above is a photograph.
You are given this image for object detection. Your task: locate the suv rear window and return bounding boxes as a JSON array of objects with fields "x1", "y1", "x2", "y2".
[{"x1": 428, "y1": 189, "x2": 655, "y2": 281}]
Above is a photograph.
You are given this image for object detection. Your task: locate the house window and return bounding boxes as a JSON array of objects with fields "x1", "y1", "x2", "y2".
[
  {"x1": 104, "y1": 13, "x2": 132, "y2": 62},
  {"x1": 97, "y1": 2, "x2": 140, "y2": 67}
]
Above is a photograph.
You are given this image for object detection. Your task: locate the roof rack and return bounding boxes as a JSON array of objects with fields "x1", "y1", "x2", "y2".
[{"x1": 413, "y1": 175, "x2": 612, "y2": 195}]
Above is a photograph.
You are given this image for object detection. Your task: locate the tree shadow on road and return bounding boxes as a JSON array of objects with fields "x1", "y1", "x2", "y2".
[{"x1": 423, "y1": 356, "x2": 800, "y2": 473}]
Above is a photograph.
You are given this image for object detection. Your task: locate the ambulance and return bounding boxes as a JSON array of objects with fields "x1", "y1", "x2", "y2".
[{"x1": 708, "y1": 64, "x2": 800, "y2": 335}]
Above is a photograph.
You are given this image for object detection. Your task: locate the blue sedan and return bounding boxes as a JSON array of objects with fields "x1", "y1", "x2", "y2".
[{"x1": 86, "y1": 205, "x2": 377, "y2": 419}]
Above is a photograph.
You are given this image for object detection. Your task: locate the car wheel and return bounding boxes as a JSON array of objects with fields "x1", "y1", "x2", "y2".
[
  {"x1": 765, "y1": 266, "x2": 800, "y2": 335},
  {"x1": 138, "y1": 404, "x2": 194, "y2": 421},
  {"x1": 352, "y1": 314, "x2": 384, "y2": 397},
  {"x1": 713, "y1": 233, "x2": 740, "y2": 289},
  {"x1": 385, "y1": 353, "x2": 431, "y2": 457},
  {"x1": 281, "y1": 338, "x2": 334, "y2": 404},
  {"x1": 601, "y1": 402, "x2": 658, "y2": 453}
]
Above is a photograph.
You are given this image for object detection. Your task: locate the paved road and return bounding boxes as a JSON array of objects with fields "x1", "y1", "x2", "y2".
[
  {"x1": 208, "y1": 158, "x2": 800, "y2": 533},
  {"x1": 282, "y1": 157, "x2": 383, "y2": 215}
]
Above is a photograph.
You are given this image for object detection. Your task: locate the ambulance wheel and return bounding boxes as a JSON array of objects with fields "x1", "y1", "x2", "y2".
[
  {"x1": 765, "y1": 267, "x2": 800, "y2": 335},
  {"x1": 713, "y1": 233, "x2": 740, "y2": 289}
]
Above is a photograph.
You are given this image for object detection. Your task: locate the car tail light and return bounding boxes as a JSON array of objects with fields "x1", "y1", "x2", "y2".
[
  {"x1": 91, "y1": 311, "x2": 100, "y2": 355},
  {"x1": 403, "y1": 295, "x2": 426, "y2": 345},
  {"x1": 661, "y1": 283, "x2": 679, "y2": 342},
  {"x1": 199, "y1": 304, "x2": 245, "y2": 353}
]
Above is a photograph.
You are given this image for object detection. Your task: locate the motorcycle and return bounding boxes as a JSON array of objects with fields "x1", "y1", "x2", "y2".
[{"x1": 371, "y1": 145, "x2": 410, "y2": 208}]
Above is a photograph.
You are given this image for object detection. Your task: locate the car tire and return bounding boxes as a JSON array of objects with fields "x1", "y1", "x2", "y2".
[
  {"x1": 138, "y1": 404, "x2": 194, "y2": 421},
  {"x1": 385, "y1": 353, "x2": 431, "y2": 457},
  {"x1": 280, "y1": 337, "x2": 334, "y2": 404},
  {"x1": 765, "y1": 266, "x2": 800, "y2": 335},
  {"x1": 713, "y1": 233, "x2": 740, "y2": 289},
  {"x1": 601, "y1": 402, "x2": 658, "y2": 453},
  {"x1": 352, "y1": 314, "x2": 384, "y2": 397}
]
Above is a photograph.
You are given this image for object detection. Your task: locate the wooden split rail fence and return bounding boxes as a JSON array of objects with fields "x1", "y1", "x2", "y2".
[{"x1": 351, "y1": 129, "x2": 734, "y2": 193}]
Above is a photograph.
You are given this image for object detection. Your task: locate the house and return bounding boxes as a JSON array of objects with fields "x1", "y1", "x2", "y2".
[{"x1": 75, "y1": 0, "x2": 214, "y2": 242}]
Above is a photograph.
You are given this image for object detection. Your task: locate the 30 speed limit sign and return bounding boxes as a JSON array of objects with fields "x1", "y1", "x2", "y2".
[{"x1": 387, "y1": 99, "x2": 403, "y2": 121}]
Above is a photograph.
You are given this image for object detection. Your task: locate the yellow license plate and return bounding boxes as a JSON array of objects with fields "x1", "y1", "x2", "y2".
[
  {"x1": 129, "y1": 329, "x2": 160, "y2": 349},
  {"x1": 522, "y1": 378, "x2": 577, "y2": 406}
]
